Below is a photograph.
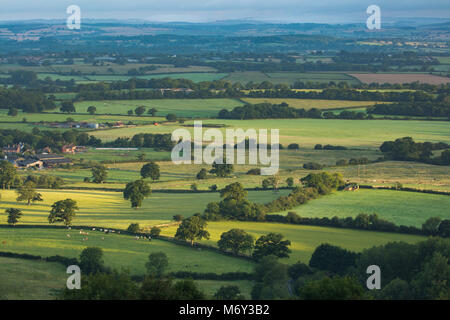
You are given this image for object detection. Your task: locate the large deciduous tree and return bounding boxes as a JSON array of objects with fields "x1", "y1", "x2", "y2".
[
  {"x1": 48, "y1": 199, "x2": 79, "y2": 226},
  {"x1": 6, "y1": 208, "x2": 22, "y2": 226},
  {"x1": 145, "y1": 252, "x2": 169, "y2": 278},
  {"x1": 123, "y1": 179, "x2": 151, "y2": 208},
  {"x1": 140, "y1": 162, "x2": 160, "y2": 181},
  {"x1": 175, "y1": 215, "x2": 210, "y2": 246},
  {"x1": 0, "y1": 160, "x2": 19, "y2": 189},
  {"x1": 60, "y1": 101, "x2": 76, "y2": 113},
  {"x1": 218, "y1": 229, "x2": 254, "y2": 256},
  {"x1": 16, "y1": 181, "x2": 43, "y2": 205},
  {"x1": 91, "y1": 165, "x2": 108, "y2": 184},
  {"x1": 253, "y1": 233, "x2": 291, "y2": 260}
]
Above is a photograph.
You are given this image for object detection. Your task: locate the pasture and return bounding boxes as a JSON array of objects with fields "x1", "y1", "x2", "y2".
[
  {"x1": 0, "y1": 228, "x2": 254, "y2": 275},
  {"x1": 0, "y1": 257, "x2": 66, "y2": 300},
  {"x1": 160, "y1": 221, "x2": 425, "y2": 264},
  {"x1": 0, "y1": 189, "x2": 291, "y2": 228},
  {"x1": 90, "y1": 118, "x2": 450, "y2": 148},
  {"x1": 73, "y1": 99, "x2": 244, "y2": 117},
  {"x1": 0, "y1": 256, "x2": 254, "y2": 299},
  {"x1": 0, "y1": 109, "x2": 166, "y2": 125},
  {"x1": 66, "y1": 147, "x2": 171, "y2": 163},
  {"x1": 272, "y1": 189, "x2": 450, "y2": 227}
]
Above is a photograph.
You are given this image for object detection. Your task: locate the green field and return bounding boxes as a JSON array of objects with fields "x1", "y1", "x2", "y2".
[
  {"x1": 272, "y1": 189, "x2": 450, "y2": 227},
  {"x1": 0, "y1": 109, "x2": 166, "y2": 125},
  {"x1": 66, "y1": 147, "x2": 171, "y2": 163},
  {"x1": 223, "y1": 71, "x2": 360, "y2": 85},
  {"x1": 84, "y1": 72, "x2": 227, "y2": 83},
  {"x1": 0, "y1": 189, "x2": 291, "y2": 228},
  {"x1": 91, "y1": 118, "x2": 450, "y2": 148},
  {"x1": 241, "y1": 98, "x2": 382, "y2": 110},
  {"x1": 0, "y1": 228, "x2": 254, "y2": 275},
  {"x1": 160, "y1": 221, "x2": 425, "y2": 263},
  {"x1": 73, "y1": 99, "x2": 244, "y2": 117},
  {"x1": 0, "y1": 257, "x2": 67, "y2": 300},
  {"x1": 0, "y1": 256, "x2": 253, "y2": 299}
]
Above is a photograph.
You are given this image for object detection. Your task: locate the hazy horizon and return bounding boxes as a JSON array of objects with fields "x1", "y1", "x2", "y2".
[{"x1": 0, "y1": 0, "x2": 449, "y2": 23}]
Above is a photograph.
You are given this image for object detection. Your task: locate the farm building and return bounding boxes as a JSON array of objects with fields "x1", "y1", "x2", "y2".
[
  {"x1": 35, "y1": 154, "x2": 73, "y2": 168},
  {"x1": 16, "y1": 158, "x2": 43, "y2": 169},
  {"x1": 344, "y1": 184, "x2": 359, "y2": 191},
  {"x1": 2, "y1": 143, "x2": 23, "y2": 154},
  {"x1": 62, "y1": 144, "x2": 77, "y2": 154}
]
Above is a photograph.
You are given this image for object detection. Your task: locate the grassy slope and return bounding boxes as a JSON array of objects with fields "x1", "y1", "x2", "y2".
[
  {"x1": 0, "y1": 228, "x2": 254, "y2": 275},
  {"x1": 0, "y1": 256, "x2": 253, "y2": 300},
  {"x1": 272, "y1": 189, "x2": 450, "y2": 227},
  {"x1": 0, "y1": 189, "x2": 291, "y2": 228},
  {"x1": 0, "y1": 257, "x2": 66, "y2": 300},
  {"x1": 160, "y1": 221, "x2": 425, "y2": 263}
]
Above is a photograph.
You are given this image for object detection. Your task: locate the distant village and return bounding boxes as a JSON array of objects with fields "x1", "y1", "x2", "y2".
[{"x1": 2, "y1": 143, "x2": 85, "y2": 169}]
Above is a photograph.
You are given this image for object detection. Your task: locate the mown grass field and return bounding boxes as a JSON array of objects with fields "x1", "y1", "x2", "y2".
[
  {"x1": 73, "y1": 99, "x2": 244, "y2": 117},
  {"x1": 241, "y1": 98, "x2": 382, "y2": 110},
  {"x1": 91, "y1": 118, "x2": 450, "y2": 148},
  {"x1": 0, "y1": 228, "x2": 254, "y2": 275},
  {"x1": 272, "y1": 189, "x2": 450, "y2": 227},
  {"x1": 0, "y1": 189, "x2": 290, "y2": 228},
  {"x1": 160, "y1": 221, "x2": 425, "y2": 263}
]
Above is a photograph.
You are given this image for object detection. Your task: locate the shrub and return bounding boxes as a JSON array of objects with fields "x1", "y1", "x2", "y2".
[
  {"x1": 303, "y1": 162, "x2": 325, "y2": 170},
  {"x1": 127, "y1": 223, "x2": 140, "y2": 233},
  {"x1": 150, "y1": 226, "x2": 161, "y2": 237}
]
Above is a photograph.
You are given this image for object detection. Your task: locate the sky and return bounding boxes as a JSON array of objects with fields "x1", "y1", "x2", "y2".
[{"x1": 0, "y1": 0, "x2": 449, "y2": 23}]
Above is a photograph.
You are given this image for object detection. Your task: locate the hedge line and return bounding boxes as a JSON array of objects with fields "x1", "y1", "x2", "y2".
[
  {"x1": 131, "y1": 271, "x2": 252, "y2": 282},
  {"x1": 0, "y1": 251, "x2": 78, "y2": 266}
]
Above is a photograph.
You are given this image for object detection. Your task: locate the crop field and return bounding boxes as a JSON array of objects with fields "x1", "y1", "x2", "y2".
[
  {"x1": 90, "y1": 118, "x2": 450, "y2": 148},
  {"x1": 160, "y1": 221, "x2": 425, "y2": 263},
  {"x1": 0, "y1": 228, "x2": 254, "y2": 275},
  {"x1": 272, "y1": 189, "x2": 450, "y2": 227},
  {"x1": 223, "y1": 71, "x2": 360, "y2": 85},
  {"x1": 349, "y1": 73, "x2": 450, "y2": 85},
  {"x1": 0, "y1": 189, "x2": 290, "y2": 228},
  {"x1": 241, "y1": 98, "x2": 382, "y2": 110},
  {"x1": 73, "y1": 99, "x2": 244, "y2": 117}
]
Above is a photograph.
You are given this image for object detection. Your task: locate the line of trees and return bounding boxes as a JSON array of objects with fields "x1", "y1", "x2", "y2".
[
  {"x1": 380, "y1": 137, "x2": 450, "y2": 165},
  {"x1": 0, "y1": 87, "x2": 56, "y2": 113},
  {"x1": 368, "y1": 101, "x2": 450, "y2": 118}
]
